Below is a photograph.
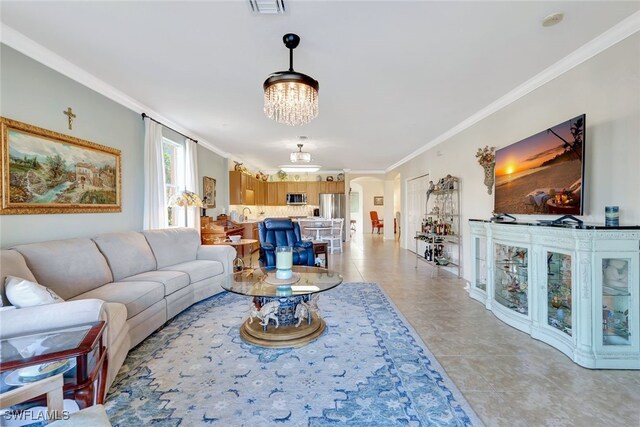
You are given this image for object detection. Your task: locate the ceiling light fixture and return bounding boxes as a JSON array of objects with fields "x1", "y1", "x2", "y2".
[
  {"x1": 542, "y1": 12, "x2": 564, "y2": 27},
  {"x1": 279, "y1": 165, "x2": 321, "y2": 173},
  {"x1": 264, "y1": 33, "x2": 319, "y2": 126},
  {"x1": 290, "y1": 143, "x2": 312, "y2": 163}
]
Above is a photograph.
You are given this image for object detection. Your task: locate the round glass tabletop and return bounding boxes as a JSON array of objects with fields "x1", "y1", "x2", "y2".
[{"x1": 221, "y1": 266, "x2": 343, "y2": 297}]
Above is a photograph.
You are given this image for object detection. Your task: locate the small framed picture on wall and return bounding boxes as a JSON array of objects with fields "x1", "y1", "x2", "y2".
[
  {"x1": 373, "y1": 196, "x2": 384, "y2": 206},
  {"x1": 203, "y1": 176, "x2": 216, "y2": 208}
]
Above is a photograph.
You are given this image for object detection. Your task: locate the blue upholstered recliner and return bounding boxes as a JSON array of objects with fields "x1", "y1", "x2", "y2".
[{"x1": 258, "y1": 218, "x2": 315, "y2": 267}]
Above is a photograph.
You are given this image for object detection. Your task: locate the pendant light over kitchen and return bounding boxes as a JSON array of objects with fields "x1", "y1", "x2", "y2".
[{"x1": 263, "y1": 33, "x2": 319, "y2": 126}]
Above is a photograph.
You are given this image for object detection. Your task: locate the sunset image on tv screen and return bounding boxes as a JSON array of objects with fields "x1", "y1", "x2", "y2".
[{"x1": 494, "y1": 114, "x2": 584, "y2": 215}]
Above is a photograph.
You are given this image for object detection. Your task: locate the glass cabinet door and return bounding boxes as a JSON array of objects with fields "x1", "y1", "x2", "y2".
[
  {"x1": 547, "y1": 252, "x2": 572, "y2": 336},
  {"x1": 475, "y1": 236, "x2": 487, "y2": 292},
  {"x1": 494, "y1": 243, "x2": 528, "y2": 315},
  {"x1": 602, "y1": 258, "x2": 631, "y2": 346}
]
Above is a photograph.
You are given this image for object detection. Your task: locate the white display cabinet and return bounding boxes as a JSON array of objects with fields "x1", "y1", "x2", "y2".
[{"x1": 469, "y1": 220, "x2": 640, "y2": 369}]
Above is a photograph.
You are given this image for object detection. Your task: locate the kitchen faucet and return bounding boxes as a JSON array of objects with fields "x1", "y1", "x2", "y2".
[{"x1": 242, "y1": 207, "x2": 252, "y2": 221}]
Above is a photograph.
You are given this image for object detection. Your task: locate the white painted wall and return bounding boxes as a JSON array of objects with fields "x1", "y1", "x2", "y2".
[{"x1": 389, "y1": 33, "x2": 640, "y2": 282}]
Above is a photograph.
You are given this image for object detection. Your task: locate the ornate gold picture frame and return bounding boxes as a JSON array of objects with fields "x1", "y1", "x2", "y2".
[{"x1": 1, "y1": 117, "x2": 122, "y2": 215}]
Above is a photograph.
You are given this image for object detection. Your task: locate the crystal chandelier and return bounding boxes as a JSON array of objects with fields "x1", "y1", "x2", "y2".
[
  {"x1": 290, "y1": 144, "x2": 311, "y2": 163},
  {"x1": 264, "y1": 33, "x2": 319, "y2": 126}
]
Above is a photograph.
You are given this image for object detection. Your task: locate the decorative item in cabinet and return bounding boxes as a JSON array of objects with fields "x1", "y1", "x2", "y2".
[
  {"x1": 415, "y1": 175, "x2": 460, "y2": 277},
  {"x1": 547, "y1": 252, "x2": 572, "y2": 336},
  {"x1": 602, "y1": 258, "x2": 630, "y2": 346},
  {"x1": 494, "y1": 243, "x2": 528, "y2": 315}
]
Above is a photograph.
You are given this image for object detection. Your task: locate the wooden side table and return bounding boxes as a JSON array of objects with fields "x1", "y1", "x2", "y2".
[
  {"x1": 0, "y1": 321, "x2": 108, "y2": 409},
  {"x1": 312, "y1": 241, "x2": 329, "y2": 268},
  {"x1": 214, "y1": 238, "x2": 259, "y2": 270}
]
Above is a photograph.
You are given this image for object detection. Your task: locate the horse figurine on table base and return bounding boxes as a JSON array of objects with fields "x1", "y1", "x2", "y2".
[{"x1": 249, "y1": 301, "x2": 280, "y2": 329}]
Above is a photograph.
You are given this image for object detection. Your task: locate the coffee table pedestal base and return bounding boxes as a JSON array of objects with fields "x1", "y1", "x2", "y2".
[{"x1": 240, "y1": 314, "x2": 326, "y2": 348}]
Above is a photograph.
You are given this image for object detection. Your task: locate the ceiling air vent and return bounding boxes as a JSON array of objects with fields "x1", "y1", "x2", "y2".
[{"x1": 249, "y1": 0, "x2": 286, "y2": 15}]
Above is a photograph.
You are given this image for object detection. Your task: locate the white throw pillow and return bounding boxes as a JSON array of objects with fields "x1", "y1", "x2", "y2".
[{"x1": 4, "y1": 276, "x2": 64, "y2": 308}]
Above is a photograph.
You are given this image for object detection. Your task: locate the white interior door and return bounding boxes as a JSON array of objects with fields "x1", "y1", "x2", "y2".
[{"x1": 405, "y1": 175, "x2": 429, "y2": 253}]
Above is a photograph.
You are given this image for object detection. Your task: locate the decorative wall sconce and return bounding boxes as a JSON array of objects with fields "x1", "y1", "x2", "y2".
[{"x1": 475, "y1": 146, "x2": 496, "y2": 195}]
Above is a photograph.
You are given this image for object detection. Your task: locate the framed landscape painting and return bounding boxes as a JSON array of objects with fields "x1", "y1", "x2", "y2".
[
  {"x1": 203, "y1": 176, "x2": 216, "y2": 208},
  {"x1": 373, "y1": 196, "x2": 384, "y2": 206},
  {"x1": 1, "y1": 117, "x2": 121, "y2": 214}
]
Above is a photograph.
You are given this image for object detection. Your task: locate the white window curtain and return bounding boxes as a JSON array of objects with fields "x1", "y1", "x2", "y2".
[
  {"x1": 185, "y1": 139, "x2": 199, "y2": 229},
  {"x1": 143, "y1": 117, "x2": 167, "y2": 230}
]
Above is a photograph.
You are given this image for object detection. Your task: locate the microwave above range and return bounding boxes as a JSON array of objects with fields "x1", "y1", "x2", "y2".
[{"x1": 286, "y1": 193, "x2": 307, "y2": 205}]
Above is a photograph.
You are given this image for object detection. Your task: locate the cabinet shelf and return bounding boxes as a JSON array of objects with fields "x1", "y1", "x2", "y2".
[
  {"x1": 416, "y1": 254, "x2": 459, "y2": 268},
  {"x1": 602, "y1": 286, "x2": 631, "y2": 297}
]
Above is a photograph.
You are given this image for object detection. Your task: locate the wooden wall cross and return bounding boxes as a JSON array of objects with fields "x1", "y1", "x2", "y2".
[{"x1": 63, "y1": 107, "x2": 76, "y2": 130}]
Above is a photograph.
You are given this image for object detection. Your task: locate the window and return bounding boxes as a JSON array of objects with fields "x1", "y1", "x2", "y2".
[{"x1": 162, "y1": 137, "x2": 185, "y2": 226}]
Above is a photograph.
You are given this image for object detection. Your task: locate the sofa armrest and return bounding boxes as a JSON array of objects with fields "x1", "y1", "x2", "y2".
[
  {"x1": 0, "y1": 299, "x2": 106, "y2": 339},
  {"x1": 197, "y1": 245, "x2": 236, "y2": 275},
  {"x1": 295, "y1": 241, "x2": 313, "y2": 249}
]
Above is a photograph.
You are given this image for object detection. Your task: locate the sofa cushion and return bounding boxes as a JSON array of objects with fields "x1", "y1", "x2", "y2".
[
  {"x1": 142, "y1": 228, "x2": 200, "y2": 269},
  {"x1": 161, "y1": 260, "x2": 223, "y2": 283},
  {"x1": 0, "y1": 250, "x2": 37, "y2": 307},
  {"x1": 121, "y1": 270, "x2": 190, "y2": 296},
  {"x1": 12, "y1": 239, "x2": 112, "y2": 300},
  {"x1": 71, "y1": 281, "x2": 164, "y2": 319},
  {"x1": 5, "y1": 275, "x2": 64, "y2": 308},
  {"x1": 92, "y1": 232, "x2": 157, "y2": 282}
]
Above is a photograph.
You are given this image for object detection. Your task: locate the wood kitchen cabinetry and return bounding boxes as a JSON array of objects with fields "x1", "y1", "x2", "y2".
[
  {"x1": 306, "y1": 182, "x2": 319, "y2": 206},
  {"x1": 230, "y1": 172, "x2": 345, "y2": 206}
]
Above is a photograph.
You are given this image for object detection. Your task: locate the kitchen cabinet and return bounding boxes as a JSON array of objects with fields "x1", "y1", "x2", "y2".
[
  {"x1": 286, "y1": 182, "x2": 306, "y2": 193},
  {"x1": 317, "y1": 181, "x2": 345, "y2": 195},
  {"x1": 229, "y1": 171, "x2": 257, "y2": 205},
  {"x1": 233, "y1": 172, "x2": 344, "y2": 206},
  {"x1": 306, "y1": 182, "x2": 319, "y2": 205},
  {"x1": 267, "y1": 182, "x2": 278, "y2": 206},
  {"x1": 469, "y1": 220, "x2": 640, "y2": 369}
]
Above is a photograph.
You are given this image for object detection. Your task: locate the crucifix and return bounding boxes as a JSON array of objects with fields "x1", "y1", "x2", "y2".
[{"x1": 63, "y1": 107, "x2": 76, "y2": 130}]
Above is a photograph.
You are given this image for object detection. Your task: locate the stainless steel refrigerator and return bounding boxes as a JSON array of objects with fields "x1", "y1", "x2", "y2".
[{"x1": 319, "y1": 193, "x2": 346, "y2": 241}]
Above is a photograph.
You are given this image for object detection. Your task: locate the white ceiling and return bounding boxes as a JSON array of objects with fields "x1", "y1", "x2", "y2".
[{"x1": 1, "y1": 1, "x2": 638, "y2": 173}]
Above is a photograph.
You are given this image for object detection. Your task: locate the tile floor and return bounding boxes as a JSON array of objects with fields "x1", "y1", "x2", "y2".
[{"x1": 322, "y1": 231, "x2": 640, "y2": 427}]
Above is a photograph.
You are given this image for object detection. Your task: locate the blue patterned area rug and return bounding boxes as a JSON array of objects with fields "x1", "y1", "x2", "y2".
[{"x1": 105, "y1": 283, "x2": 483, "y2": 426}]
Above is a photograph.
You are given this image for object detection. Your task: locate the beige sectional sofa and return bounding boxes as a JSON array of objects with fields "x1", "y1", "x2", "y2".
[{"x1": 0, "y1": 227, "x2": 235, "y2": 394}]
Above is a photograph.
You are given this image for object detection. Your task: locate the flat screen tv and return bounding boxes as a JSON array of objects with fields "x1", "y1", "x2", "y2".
[{"x1": 494, "y1": 114, "x2": 585, "y2": 215}]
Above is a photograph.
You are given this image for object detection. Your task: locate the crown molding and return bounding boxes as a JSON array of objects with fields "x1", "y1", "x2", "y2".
[
  {"x1": 348, "y1": 170, "x2": 386, "y2": 175},
  {"x1": 0, "y1": 24, "x2": 230, "y2": 159},
  {"x1": 385, "y1": 10, "x2": 640, "y2": 173}
]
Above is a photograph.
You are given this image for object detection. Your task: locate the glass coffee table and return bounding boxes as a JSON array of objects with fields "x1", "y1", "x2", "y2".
[{"x1": 222, "y1": 266, "x2": 343, "y2": 348}]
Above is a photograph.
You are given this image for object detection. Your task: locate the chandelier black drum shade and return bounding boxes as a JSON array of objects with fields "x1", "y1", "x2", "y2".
[{"x1": 263, "y1": 33, "x2": 319, "y2": 126}]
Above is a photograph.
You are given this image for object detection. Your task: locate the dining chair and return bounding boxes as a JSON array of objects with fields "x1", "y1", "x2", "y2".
[
  {"x1": 321, "y1": 218, "x2": 344, "y2": 254},
  {"x1": 0, "y1": 373, "x2": 111, "y2": 426},
  {"x1": 370, "y1": 211, "x2": 383, "y2": 234}
]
